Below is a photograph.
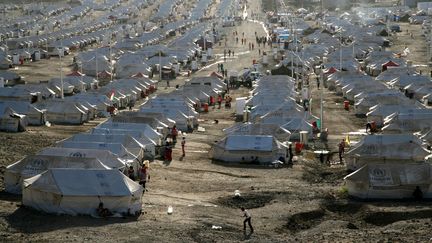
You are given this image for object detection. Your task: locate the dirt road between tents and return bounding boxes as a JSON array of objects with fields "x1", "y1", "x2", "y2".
[{"x1": 1, "y1": 1, "x2": 432, "y2": 242}]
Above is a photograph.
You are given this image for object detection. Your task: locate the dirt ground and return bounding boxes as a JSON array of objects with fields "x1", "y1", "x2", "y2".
[{"x1": 1, "y1": 1, "x2": 432, "y2": 242}]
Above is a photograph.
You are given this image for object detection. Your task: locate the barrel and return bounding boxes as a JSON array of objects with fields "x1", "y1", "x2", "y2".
[
  {"x1": 295, "y1": 142, "x2": 304, "y2": 153},
  {"x1": 299, "y1": 131, "x2": 309, "y2": 144}
]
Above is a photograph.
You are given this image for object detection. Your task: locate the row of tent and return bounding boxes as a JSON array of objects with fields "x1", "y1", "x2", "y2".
[
  {"x1": 0, "y1": 76, "x2": 158, "y2": 131},
  {"x1": 3, "y1": 73, "x2": 230, "y2": 216},
  {"x1": 212, "y1": 75, "x2": 319, "y2": 164},
  {"x1": 301, "y1": 11, "x2": 432, "y2": 199}
]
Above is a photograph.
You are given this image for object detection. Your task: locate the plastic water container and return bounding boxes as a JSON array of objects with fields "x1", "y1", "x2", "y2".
[
  {"x1": 34, "y1": 51, "x2": 41, "y2": 61},
  {"x1": 12, "y1": 54, "x2": 19, "y2": 65},
  {"x1": 167, "y1": 206, "x2": 173, "y2": 215},
  {"x1": 300, "y1": 131, "x2": 309, "y2": 144}
]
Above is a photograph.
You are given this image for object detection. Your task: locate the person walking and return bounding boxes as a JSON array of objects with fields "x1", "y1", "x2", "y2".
[
  {"x1": 164, "y1": 141, "x2": 173, "y2": 161},
  {"x1": 139, "y1": 162, "x2": 150, "y2": 192},
  {"x1": 338, "y1": 139, "x2": 346, "y2": 164},
  {"x1": 181, "y1": 136, "x2": 186, "y2": 157},
  {"x1": 288, "y1": 143, "x2": 293, "y2": 165},
  {"x1": 241, "y1": 207, "x2": 254, "y2": 233}
]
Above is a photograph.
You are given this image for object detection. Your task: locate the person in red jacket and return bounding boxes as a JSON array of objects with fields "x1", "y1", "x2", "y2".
[
  {"x1": 171, "y1": 125, "x2": 178, "y2": 144},
  {"x1": 217, "y1": 95, "x2": 222, "y2": 109}
]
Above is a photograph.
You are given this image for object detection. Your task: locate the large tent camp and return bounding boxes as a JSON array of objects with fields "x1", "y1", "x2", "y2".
[
  {"x1": 4, "y1": 155, "x2": 108, "y2": 194},
  {"x1": 23, "y1": 169, "x2": 143, "y2": 216}
]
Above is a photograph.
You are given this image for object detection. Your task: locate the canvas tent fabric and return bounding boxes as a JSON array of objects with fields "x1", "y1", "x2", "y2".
[
  {"x1": 212, "y1": 135, "x2": 287, "y2": 163},
  {"x1": 64, "y1": 134, "x2": 150, "y2": 161},
  {"x1": 90, "y1": 128, "x2": 157, "y2": 158},
  {"x1": 345, "y1": 134, "x2": 430, "y2": 171},
  {"x1": 57, "y1": 141, "x2": 138, "y2": 161},
  {"x1": 96, "y1": 122, "x2": 163, "y2": 145},
  {"x1": 37, "y1": 147, "x2": 126, "y2": 169},
  {"x1": 0, "y1": 101, "x2": 46, "y2": 125},
  {"x1": 4, "y1": 155, "x2": 108, "y2": 194},
  {"x1": 0, "y1": 107, "x2": 28, "y2": 132},
  {"x1": 36, "y1": 100, "x2": 88, "y2": 125},
  {"x1": 344, "y1": 163, "x2": 432, "y2": 199},
  {"x1": 23, "y1": 169, "x2": 143, "y2": 216},
  {"x1": 223, "y1": 123, "x2": 291, "y2": 142}
]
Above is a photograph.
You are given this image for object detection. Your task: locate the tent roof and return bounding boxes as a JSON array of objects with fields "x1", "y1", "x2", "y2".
[
  {"x1": 25, "y1": 169, "x2": 138, "y2": 196},
  {"x1": 225, "y1": 135, "x2": 274, "y2": 151}
]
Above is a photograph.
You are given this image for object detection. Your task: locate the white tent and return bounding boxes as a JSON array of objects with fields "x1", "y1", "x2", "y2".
[
  {"x1": 366, "y1": 104, "x2": 423, "y2": 127},
  {"x1": 64, "y1": 134, "x2": 150, "y2": 161},
  {"x1": 212, "y1": 135, "x2": 287, "y2": 163},
  {"x1": 344, "y1": 163, "x2": 432, "y2": 199},
  {"x1": 36, "y1": 100, "x2": 88, "y2": 125},
  {"x1": 58, "y1": 141, "x2": 138, "y2": 161},
  {"x1": 0, "y1": 107, "x2": 28, "y2": 132},
  {"x1": 5, "y1": 155, "x2": 108, "y2": 194},
  {"x1": 23, "y1": 169, "x2": 143, "y2": 216},
  {"x1": 383, "y1": 112, "x2": 432, "y2": 134},
  {"x1": 96, "y1": 122, "x2": 163, "y2": 145},
  {"x1": 90, "y1": 128, "x2": 157, "y2": 158},
  {"x1": 37, "y1": 147, "x2": 127, "y2": 169},
  {"x1": 345, "y1": 134, "x2": 430, "y2": 171},
  {"x1": 280, "y1": 117, "x2": 314, "y2": 140},
  {"x1": 139, "y1": 107, "x2": 194, "y2": 131},
  {"x1": 109, "y1": 115, "x2": 169, "y2": 138},
  {"x1": 223, "y1": 123, "x2": 291, "y2": 142},
  {"x1": 0, "y1": 101, "x2": 46, "y2": 125}
]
